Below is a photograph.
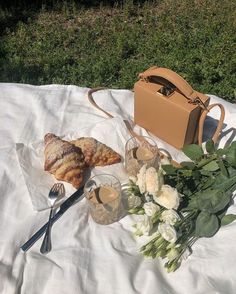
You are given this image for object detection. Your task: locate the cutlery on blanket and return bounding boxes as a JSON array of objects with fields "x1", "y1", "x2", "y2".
[
  {"x1": 21, "y1": 185, "x2": 84, "y2": 252},
  {"x1": 40, "y1": 183, "x2": 65, "y2": 254}
]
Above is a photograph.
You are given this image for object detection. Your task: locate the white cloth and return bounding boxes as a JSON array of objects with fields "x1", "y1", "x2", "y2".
[
  {"x1": 16, "y1": 117, "x2": 130, "y2": 211},
  {"x1": 0, "y1": 83, "x2": 236, "y2": 294}
]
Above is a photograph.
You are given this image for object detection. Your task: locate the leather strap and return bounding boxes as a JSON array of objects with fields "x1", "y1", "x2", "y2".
[
  {"x1": 87, "y1": 88, "x2": 147, "y2": 143},
  {"x1": 87, "y1": 88, "x2": 225, "y2": 156},
  {"x1": 139, "y1": 67, "x2": 198, "y2": 102},
  {"x1": 87, "y1": 88, "x2": 181, "y2": 166},
  {"x1": 88, "y1": 87, "x2": 113, "y2": 118},
  {"x1": 198, "y1": 103, "x2": 225, "y2": 145}
]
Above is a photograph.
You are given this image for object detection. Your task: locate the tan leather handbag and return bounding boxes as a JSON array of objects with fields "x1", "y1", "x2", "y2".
[{"x1": 134, "y1": 66, "x2": 225, "y2": 149}]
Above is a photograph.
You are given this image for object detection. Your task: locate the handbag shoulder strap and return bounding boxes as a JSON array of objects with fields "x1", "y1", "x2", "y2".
[
  {"x1": 87, "y1": 87, "x2": 181, "y2": 166},
  {"x1": 88, "y1": 87, "x2": 113, "y2": 118},
  {"x1": 198, "y1": 103, "x2": 225, "y2": 145},
  {"x1": 87, "y1": 87, "x2": 145, "y2": 141},
  {"x1": 87, "y1": 88, "x2": 225, "y2": 147}
]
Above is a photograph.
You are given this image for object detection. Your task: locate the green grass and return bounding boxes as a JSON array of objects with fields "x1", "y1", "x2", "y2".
[{"x1": 0, "y1": 0, "x2": 235, "y2": 101}]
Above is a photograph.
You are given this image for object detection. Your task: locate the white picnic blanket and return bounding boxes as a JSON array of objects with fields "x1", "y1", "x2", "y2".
[{"x1": 0, "y1": 83, "x2": 236, "y2": 294}]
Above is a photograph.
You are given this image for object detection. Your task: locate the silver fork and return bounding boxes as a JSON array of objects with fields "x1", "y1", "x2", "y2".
[{"x1": 40, "y1": 183, "x2": 65, "y2": 254}]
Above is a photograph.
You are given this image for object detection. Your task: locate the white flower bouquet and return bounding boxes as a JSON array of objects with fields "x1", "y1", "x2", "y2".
[{"x1": 127, "y1": 140, "x2": 236, "y2": 272}]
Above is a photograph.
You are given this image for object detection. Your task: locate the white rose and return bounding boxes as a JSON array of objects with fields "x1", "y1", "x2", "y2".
[
  {"x1": 133, "y1": 215, "x2": 153, "y2": 236},
  {"x1": 154, "y1": 185, "x2": 180, "y2": 209},
  {"x1": 127, "y1": 194, "x2": 142, "y2": 209},
  {"x1": 143, "y1": 202, "x2": 160, "y2": 217},
  {"x1": 158, "y1": 223, "x2": 177, "y2": 243},
  {"x1": 145, "y1": 167, "x2": 164, "y2": 195},
  {"x1": 161, "y1": 209, "x2": 180, "y2": 225},
  {"x1": 136, "y1": 164, "x2": 147, "y2": 194}
]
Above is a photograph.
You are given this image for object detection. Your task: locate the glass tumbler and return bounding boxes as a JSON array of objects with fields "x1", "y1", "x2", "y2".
[
  {"x1": 85, "y1": 174, "x2": 123, "y2": 225},
  {"x1": 125, "y1": 136, "x2": 159, "y2": 177}
]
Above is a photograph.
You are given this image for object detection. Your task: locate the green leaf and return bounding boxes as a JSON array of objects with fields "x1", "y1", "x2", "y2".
[
  {"x1": 202, "y1": 161, "x2": 219, "y2": 172},
  {"x1": 198, "y1": 189, "x2": 230, "y2": 213},
  {"x1": 180, "y1": 161, "x2": 196, "y2": 170},
  {"x1": 213, "y1": 173, "x2": 229, "y2": 186},
  {"x1": 161, "y1": 164, "x2": 177, "y2": 175},
  {"x1": 192, "y1": 170, "x2": 201, "y2": 181},
  {"x1": 184, "y1": 197, "x2": 199, "y2": 211},
  {"x1": 195, "y1": 211, "x2": 219, "y2": 237},
  {"x1": 225, "y1": 148, "x2": 236, "y2": 168},
  {"x1": 182, "y1": 144, "x2": 204, "y2": 161},
  {"x1": 201, "y1": 176, "x2": 216, "y2": 190},
  {"x1": 230, "y1": 141, "x2": 236, "y2": 148},
  {"x1": 217, "y1": 208, "x2": 228, "y2": 220},
  {"x1": 216, "y1": 148, "x2": 226, "y2": 156},
  {"x1": 182, "y1": 185, "x2": 194, "y2": 197},
  {"x1": 217, "y1": 160, "x2": 229, "y2": 177},
  {"x1": 179, "y1": 169, "x2": 192, "y2": 177},
  {"x1": 200, "y1": 169, "x2": 211, "y2": 176},
  {"x1": 213, "y1": 174, "x2": 236, "y2": 191},
  {"x1": 197, "y1": 154, "x2": 217, "y2": 169},
  {"x1": 227, "y1": 166, "x2": 236, "y2": 177},
  {"x1": 206, "y1": 139, "x2": 215, "y2": 154},
  {"x1": 221, "y1": 214, "x2": 236, "y2": 226}
]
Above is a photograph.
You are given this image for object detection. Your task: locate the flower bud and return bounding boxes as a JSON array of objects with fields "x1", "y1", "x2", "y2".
[
  {"x1": 127, "y1": 194, "x2": 142, "y2": 209},
  {"x1": 166, "y1": 261, "x2": 181, "y2": 273},
  {"x1": 166, "y1": 248, "x2": 179, "y2": 262},
  {"x1": 143, "y1": 202, "x2": 160, "y2": 217},
  {"x1": 133, "y1": 215, "x2": 153, "y2": 236},
  {"x1": 158, "y1": 223, "x2": 177, "y2": 243}
]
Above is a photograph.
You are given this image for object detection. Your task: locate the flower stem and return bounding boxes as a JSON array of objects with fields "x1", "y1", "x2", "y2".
[{"x1": 196, "y1": 154, "x2": 217, "y2": 168}]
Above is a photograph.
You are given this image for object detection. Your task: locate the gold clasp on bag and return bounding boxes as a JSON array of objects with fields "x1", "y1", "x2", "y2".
[
  {"x1": 139, "y1": 75, "x2": 149, "y2": 82},
  {"x1": 191, "y1": 97, "x2": 209, "y2": 112},
  {"x1": 158, "y1": 85, "x2": 175, "y2": 97}
]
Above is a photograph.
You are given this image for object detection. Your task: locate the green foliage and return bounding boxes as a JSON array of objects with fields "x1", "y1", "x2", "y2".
[
  {"x1": 225, "y1": 148, "x2": 236, "y2": 168},
  {"x1": 206, "y1": 139, "x2": 216, "y2": 154},
  {"x1": 182, "y1": 144, "x2": 204, "y2": 161},
  {"x1": 217, "y1": 160, "x2": 229, "y2": 177},
  {"x1": 164, "y1": 140, "x2": 236, "y2": 237},
  {"x1": 128, "y1": 139, "x2": 236, "y2": 272},
  {"x1": 0, "y1": 0, "x2": 235, "y2": 101},
  {"x1": 195, "y1": 211, "x2": 219, "y2": 237},
  {"x1": 202, "y1": 161, "x2": 219, "y2": 172},
  {"x1": 221, "y1": 214, "x2": 236, "y2": 226},
  {"x1": 161, "y1": 164, "x2": 177, "y2": 175},
  {"x1": 197, "y1": 189, "x2": 230, "y2": 214}
]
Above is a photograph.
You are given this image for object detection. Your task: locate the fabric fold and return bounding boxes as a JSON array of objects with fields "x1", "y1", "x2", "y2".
[{"x1": 16, "y1": 117, "x2": 130, "y2": 211}]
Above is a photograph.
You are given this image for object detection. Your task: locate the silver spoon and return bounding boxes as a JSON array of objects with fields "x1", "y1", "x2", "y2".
[{"x1": 40, "y1": 183, "x2": 65, "y2": 254}]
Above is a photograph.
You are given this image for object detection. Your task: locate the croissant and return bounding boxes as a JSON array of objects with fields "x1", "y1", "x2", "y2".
[
  {"x1": 44, "y1": 133, "x2": 86, "y2": 189},
  {"x1": 70, "y1": 137, "x2": 121, "y2": 167}
]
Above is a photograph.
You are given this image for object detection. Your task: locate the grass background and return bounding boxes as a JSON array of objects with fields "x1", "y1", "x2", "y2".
[{"x1": 0, "y1": 0, "x2": 235, "y2": 101}]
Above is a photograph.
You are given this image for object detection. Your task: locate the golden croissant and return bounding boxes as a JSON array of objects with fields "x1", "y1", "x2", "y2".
[
  {"x1": 44, "y1": 133, "x2": 86, "y2": 189},
  {"x1": 70, "y1": 137, "x2": 121, "y2": 167}
]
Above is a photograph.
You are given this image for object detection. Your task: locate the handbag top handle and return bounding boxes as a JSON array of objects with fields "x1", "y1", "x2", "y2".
[{"x1": 139, "y1": 66, "x2": 200, "y2": 102}]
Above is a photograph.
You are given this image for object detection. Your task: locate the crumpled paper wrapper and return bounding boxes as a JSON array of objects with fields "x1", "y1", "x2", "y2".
[{"x1": 16, "y1": 117, "x2": 130, "y2": 211}]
